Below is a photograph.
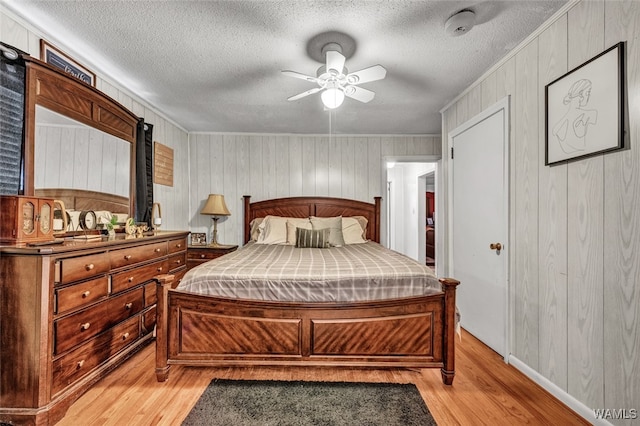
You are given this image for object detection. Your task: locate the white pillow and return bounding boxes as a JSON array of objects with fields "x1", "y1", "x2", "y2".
[
  {"x1": 342, "y1": 217, "x2": 367, "y2": 244},
  {"x1": 257, "y1": 216, "x2": 311, "y2": 244},
  {"x1": 286, "y1": 220, "x2": 312, "y2": 244},
  {"x1": 310, "y1": 216, "x2": 345, "y2": 247}
]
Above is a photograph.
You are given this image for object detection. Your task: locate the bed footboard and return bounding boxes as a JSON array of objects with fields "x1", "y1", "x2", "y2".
[{"x1": 155, "y1": 275, "x2": 460, "y2": 384}]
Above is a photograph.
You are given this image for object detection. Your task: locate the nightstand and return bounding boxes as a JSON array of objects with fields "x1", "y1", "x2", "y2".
[{"x1": 186, "y1": 244, "x2": 238, "y2": 271}]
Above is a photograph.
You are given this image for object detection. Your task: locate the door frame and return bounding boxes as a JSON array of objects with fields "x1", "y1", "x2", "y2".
[{"x1": 446, "y1": 96, "x2": 511, "y2": 361}]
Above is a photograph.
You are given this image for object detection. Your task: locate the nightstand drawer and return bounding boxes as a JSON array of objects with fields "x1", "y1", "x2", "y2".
[{"x1": 187, "y1": 250, "x2": 222, "y2": 261}]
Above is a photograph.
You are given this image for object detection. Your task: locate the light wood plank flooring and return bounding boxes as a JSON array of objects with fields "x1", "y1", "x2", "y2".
[{"x1": 57, "y1": 329, "x2": 589, "y2": 425}]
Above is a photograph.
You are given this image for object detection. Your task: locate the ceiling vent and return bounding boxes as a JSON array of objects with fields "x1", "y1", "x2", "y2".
[{"x1": 445, "y1": 10, "x2": 476, "y2": 37}]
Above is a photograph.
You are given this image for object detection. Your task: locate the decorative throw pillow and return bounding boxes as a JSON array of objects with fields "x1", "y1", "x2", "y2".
[
  {"x1": 310, "y1": 216, "x2": 345, "y2": 247},
  {"x1": 295, "y1": 227, "x2": 330, "y2": 248}
]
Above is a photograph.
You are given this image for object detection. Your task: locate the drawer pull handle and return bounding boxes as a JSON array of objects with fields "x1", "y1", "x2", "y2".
[
  {"x1": 174, "y1": 260, "x2": 181, "y2": 264},
  {"x1": 80, "y1": 322, "x2": 91, "y2": 331},
  {"x1": 176, "y1": 243, "x2": 182, "y2": 248},
  {"x1": 82, "y1": 290, "x2": 91, "y2": 298},
  {"x1": 154, "y1": 248, "x2": 161, "y2": 253},
  {"x1": 77, "y1": 360, "x2": 85, "y2": 369},
  {"x1": 122, "y1": 332, "x2": 130, "y2": 340},
  {"x1": 200, "y1": 254, "x2": 206, "y2": 259},
  {"x1": 124, "y1": 255, "x2": 132, "y2": 260},
  {"x1": 125, "y1": 302, "x2": 133, "y2": 310},
  {"x1": 157, "y1": 267, "x2": 163, "y2": 272},
  {"x1": 128, "y1": 277, "x2": 134, "y2": 283},
  {"x1": 85, "y1": 263, "x2": 94, "y2": 271}
]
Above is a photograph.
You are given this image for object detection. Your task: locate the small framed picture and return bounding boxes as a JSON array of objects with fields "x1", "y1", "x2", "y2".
[
  {"x1": 40, "y1": 39, "x2": 96, "y2": 87},
  {"x1": 191, "y1": 233, "x2": 206, "y2": 246},
  {"x1": 427, "y1": 217, "x2": 434, "y2": 226}
]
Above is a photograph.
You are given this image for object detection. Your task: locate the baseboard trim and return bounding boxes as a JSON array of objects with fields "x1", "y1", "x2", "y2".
[{"x1": 508, "y1": 355, "x2": 612, "y2": 426}]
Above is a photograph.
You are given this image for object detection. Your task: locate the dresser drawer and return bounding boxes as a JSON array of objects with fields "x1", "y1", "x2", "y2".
[
  {"x1": 52, "y1": 315, "x2": 140, "y2": 396},
  {"x1": 168, "y1": 238, "x2": 187, "y2": 254},
  {"x1": 55, "y1": 276, "x2": 109, "y2": 315},
  {"x1": 54, "y1": 301, "x2": 111, "y2": 354},
  {"x1": 56, "y1": 253, "x2": 110, "y2": 284},
  {"x1": 168, "y1": 252, "x2": 186, "y2": 272},
  {"x1": 144, "y1": 282, "x2": 156, "y2": 307},
  {"x1": 108, "y1": 287, "x2": 145, "y2": 325},
  {"x1": 109, "y1": 241, "x2": 167, "y2": 269},
  {"x1": 111, "y1": 259, "x2": 168, "y2": 294},
  {"x1": 142, "y1": 306, "x2": 156, "y2": 335},
  {"x1": 54, "y1": 287, "x2": 144, "y2": 354}
]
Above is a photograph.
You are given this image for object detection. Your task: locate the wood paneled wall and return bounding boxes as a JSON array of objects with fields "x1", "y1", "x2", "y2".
[
  {"x1": 441, "y1": 1, "x2": 640, "y2": 422},
  {"x1": 188, "y1": 133, "x2": 440, "y2": 246},
  {"x1": 1, "y1": 8, "x2": 190, "y2": 232}
]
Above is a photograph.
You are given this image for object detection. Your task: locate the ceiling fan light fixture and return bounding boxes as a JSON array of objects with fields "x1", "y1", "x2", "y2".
[{"x1": 321, "y1": 87, "x2": 345, "y2": 109}]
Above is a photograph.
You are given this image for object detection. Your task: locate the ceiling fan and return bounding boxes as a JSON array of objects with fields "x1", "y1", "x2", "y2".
[{"x1": 282, "y1": 42, "x2": 387, "y2": 109}]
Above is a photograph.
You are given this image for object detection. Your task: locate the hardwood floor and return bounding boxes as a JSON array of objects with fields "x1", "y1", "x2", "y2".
[{"x1": 57, "y1": 329, "x2": 589, "y2": 425}]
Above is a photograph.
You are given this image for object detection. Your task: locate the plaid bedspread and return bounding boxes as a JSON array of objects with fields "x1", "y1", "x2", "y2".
[{"x1": 177, "y1": 242, "x2": 441, "y2": 302}]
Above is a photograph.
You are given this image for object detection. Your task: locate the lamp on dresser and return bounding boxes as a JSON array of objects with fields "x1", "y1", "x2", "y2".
[{"x1": 200, "y1": 194, "x2": 231, "y2": 247}]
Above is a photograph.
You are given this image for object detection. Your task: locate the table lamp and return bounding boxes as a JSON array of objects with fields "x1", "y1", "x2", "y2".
[{"x1": 200, "y1": 194, "x2": 230, "y2": 247}]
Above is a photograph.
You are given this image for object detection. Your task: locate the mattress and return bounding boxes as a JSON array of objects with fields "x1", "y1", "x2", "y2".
[{"x1": 177, "y1": 241, "x2": 441, "y2": 303}]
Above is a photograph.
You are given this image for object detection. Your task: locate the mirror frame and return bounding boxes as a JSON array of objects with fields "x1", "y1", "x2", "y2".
[{"x1": 22, "y1": 56, "x2": 138, "y2": 216}]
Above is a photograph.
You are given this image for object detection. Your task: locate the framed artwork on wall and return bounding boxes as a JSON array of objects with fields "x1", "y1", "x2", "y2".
[
  {"x1": 40, "y1": 40, "x2": 96, "y2": 87},
  {"x1": 545, "y1": 41, "x2": 625, "y2": 166}
]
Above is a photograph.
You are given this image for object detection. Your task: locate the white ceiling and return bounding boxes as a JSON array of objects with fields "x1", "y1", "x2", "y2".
[{"x1": 8, "y1": 1, "x2": 566, "y2": 135}]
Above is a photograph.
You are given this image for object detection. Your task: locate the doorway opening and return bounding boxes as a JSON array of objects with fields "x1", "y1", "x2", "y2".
[{"x1": 385, "y1": 159, "x2": 438, "y2": 269}]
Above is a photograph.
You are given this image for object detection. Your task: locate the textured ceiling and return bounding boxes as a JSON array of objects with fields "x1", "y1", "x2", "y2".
[{"x1": 7, "y1": 1, "x2": 566, "y2": 134}]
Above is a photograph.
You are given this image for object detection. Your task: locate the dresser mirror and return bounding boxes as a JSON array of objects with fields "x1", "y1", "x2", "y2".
[{"x1": 22, "y1": 56, "x2": 139, "y2": 228}]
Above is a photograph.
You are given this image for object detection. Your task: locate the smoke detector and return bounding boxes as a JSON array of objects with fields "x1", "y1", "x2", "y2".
[{"x1": 445, "y1": 10, "x2": 476, "y2": 36}]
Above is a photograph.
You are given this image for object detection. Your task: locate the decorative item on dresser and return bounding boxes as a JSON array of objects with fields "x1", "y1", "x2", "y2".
[
  {"x1": 199, "y1": 194, "x2": 231, "y2": 247},
  {"x1": 0, "y1": 231, "x2": 189, "y2": 425},
  {"x1": 186, "y1": 244, "x2": 238, "y2": 272},
  {"x1": 0, "y1": 195, "x2": 55, "y2": 244}
]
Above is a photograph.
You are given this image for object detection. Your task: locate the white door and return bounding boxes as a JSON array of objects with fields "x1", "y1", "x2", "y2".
[{"x1": 449, "y1": 98, "x2": 509, "y2": 359}]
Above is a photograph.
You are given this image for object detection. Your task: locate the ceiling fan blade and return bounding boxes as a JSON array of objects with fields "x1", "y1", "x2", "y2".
[
  {"x1": 287, "y1": 87, "x2": 322, "y2": 101},
  {"x1": 281, "y1": 70, "x2": 319, "y2": 84},
  {"x1": 346, "y1": 65, "x2": 387, "y2": 85},
  {"x1": 325, "y1": 50, "x2": 345, "y2": 75},
  {"x1": 344, "y1": 86, "x2": 376, "y2": 103}
]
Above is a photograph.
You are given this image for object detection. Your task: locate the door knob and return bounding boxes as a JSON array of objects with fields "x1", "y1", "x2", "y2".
[{"x1": 490, "y1": 243, "x2": 502, "y2": 251}]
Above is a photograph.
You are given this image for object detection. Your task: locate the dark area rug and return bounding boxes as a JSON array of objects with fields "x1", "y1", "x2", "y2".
[{"x1": 182, "y1": 379, "x2": 437, "y2": 426}]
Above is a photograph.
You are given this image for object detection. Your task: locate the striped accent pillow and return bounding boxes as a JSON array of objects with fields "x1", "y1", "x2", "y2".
[{"x1": 295, "y1": 227, "x2": 330, "y2": 248}]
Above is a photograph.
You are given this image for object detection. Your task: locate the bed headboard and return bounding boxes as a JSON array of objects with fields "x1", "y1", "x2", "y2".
[
  {"x1": 34, "y1": 188, "x2": 130, "y2": 215},
  {"x1": 243, "y1": 196, "x2": 381, "y2": 244}
]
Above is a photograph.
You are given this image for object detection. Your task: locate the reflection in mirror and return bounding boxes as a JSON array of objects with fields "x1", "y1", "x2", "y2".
[{"x1": 34, "y1": 105, "x2": 131, "y2": 198}]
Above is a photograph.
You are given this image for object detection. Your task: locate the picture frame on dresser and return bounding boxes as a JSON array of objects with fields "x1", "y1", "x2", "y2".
[{"x1": 190, "y1": 232, "x2": 206, "y2": 246}]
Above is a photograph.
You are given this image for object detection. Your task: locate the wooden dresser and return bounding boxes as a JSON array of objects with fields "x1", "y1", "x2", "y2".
[{"x1": 0, "y1": 231, "x2": 188, "y2": 425}]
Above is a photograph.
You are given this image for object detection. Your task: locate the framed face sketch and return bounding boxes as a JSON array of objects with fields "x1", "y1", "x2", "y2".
[{"x1": 545, "y1": 41, "x2": 625, "y2": 166}]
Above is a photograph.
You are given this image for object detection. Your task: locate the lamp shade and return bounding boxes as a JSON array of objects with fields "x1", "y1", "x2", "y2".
[{"x1": 200, "y1": 194, "x2": 230, "y2": 216}]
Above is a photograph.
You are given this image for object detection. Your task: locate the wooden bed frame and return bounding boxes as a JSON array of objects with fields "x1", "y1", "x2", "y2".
[{"x1": 155, "y1": 196, "x2": 460, "y2": 384}]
